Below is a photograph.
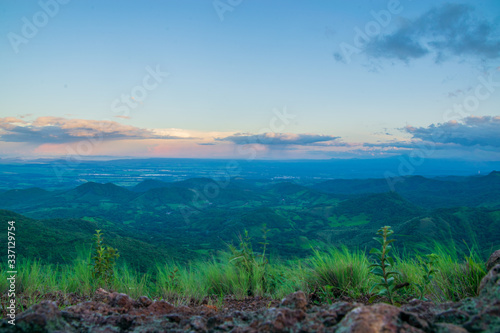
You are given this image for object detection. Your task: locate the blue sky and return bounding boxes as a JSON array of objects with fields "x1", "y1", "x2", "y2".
[{"x1": 0, "y1": 0, "x2": 499, "y2": 159}]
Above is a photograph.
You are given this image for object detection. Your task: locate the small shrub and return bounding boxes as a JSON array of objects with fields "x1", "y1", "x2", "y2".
[
  {"x1": 228, "y1": 226, "x2": 270, "y2": 296},
  {"x1": 89, "y1": 230, "x2": 119, "y2": 287},
  {"x1": 369, "y1": 226, "x2": 400, "y2": 305}
]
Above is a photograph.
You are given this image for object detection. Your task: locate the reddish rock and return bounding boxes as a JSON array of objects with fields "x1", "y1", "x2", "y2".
[
  {"x1": 308, "y1": 301, "x2": 358, "y2": 328},
  {"x1": 94, "y1": 288, "x2": 111, "y2": 303},
  {"x1": 280, "y1": 291, "x2": 308, "y2": 311},
  {"x1": 336, "y1": 303, "x2": 427, "y2": 333},
  {"x1": 12, "y1": 301, "x2": 74, "y2": 332},
  {"x1": 147, "y1": 300, "x2": 175, "y2": 315},
  {"x1": 109, "y1": 293, "x2": 133, "y2": 311},
  {"x1": 2, "y1": 282, "x2": 500, "y2": 332},
  {"x1": 137, "y1": 295, "x2": 153, "y2": 307}
]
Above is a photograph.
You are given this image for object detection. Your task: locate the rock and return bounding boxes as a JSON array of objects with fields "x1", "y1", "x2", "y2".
[
  {"x1": 314, "y1": 302, "x2": 358, "y2": 327},
  {"x1": 164, "y1": 313, "x2": 182, "y2": 323},
  {"x1": 109, "y1": 293, "x2": 133, "y2": 311},
  {"x1": 3, "y1": 278, "x2": 500, "y2": 333},
  {"x1": 433, "y1": 323, "x2": 469, "y2": 333},
  {"x1": 190, "y1": 315, "x2": 207, "y2": 332},
  {"x1": 435, "y1": 309, "x2": 470, "y2": 325},
  {"x1": 486, "y1": 250, "x2": 500, "y2": 271},
  {"x1": 478, "y1": 264, "x2": 500, "y2": 295},
  {"x1": 102, "y1": 314, "x2": 134, "y2": 330},
  {"x1": 94, "y1": 288, "x2": 111, "y2": 303},
  {"x1": 137, "y1": 295, "x2": 153, "y2": 307},
  {"x1": 455, "y1": 263, "x2": 500, "y2": 333},
  {"x1": 88, "y1": 327, "x2": 120, "y2": 333},
  {"x1": 12, "y1": 301, "x2": 75, "y2": 332},
  {"x1": 257, "y1": 308, "x2": 305, "y2": 332},
  {"x1": 147, "y1": 300, "x2": 175, "y2": 315},
  {"x1": 280, "y1": 290, "x2": 308, "y2": 311},
  {"x1": 335, "y1": 303, "x2": 427, "y2": 333},
  {"x1": 401, "y1": 299, "x2": 439, "y2": 323}
]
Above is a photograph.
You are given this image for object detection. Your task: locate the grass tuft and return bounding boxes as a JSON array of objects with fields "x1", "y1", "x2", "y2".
[{"x1": 0, "y1": 240, "x2": 488, "y2": 316}]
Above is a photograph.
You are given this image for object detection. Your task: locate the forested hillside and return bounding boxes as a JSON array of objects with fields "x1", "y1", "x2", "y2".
[{"x1": 1, "y1": 173, "x2": 499, "y2": 270}]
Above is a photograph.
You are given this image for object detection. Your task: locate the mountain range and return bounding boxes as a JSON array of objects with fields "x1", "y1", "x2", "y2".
[{"x1": 1, "y1": 172, "x2": 499, "y2": 271}]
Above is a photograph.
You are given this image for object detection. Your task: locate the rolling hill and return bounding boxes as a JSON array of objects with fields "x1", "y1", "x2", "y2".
[
  {"x1": 313, "y1": 171, "x2": 500, "y2": 209},
  {"x1": 0, "y1": 174, "x2": 499, "y2": 267}
]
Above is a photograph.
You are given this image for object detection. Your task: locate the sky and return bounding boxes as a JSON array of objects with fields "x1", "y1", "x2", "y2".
[{"x1": 0, "y1": 0, "x2": 499, "y2": 160}]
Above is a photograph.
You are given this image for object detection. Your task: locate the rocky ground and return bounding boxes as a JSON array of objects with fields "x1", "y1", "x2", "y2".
[{"x1": 1, "y1": 250, "x2": 499, "y2": 332}]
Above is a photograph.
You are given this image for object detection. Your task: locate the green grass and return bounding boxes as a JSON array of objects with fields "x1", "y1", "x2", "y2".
[
  {"x1": 386, "y1": 244, "x2": 486, "y2": 303},
  {"x1": 0, "y1": 244, "x2": 487, "y2": 317},
  {"x1": 307, "y1": 246, "x2": 370, "y2": 298},
  {"x1": 424, "y1": 244, "x2": 486, "y2": 302}
]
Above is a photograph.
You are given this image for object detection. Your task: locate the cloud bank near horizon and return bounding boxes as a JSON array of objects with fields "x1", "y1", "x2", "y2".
[
  {"x1": 406, "y1": 116, "x2": 500, "y2": 147},
  {"x1": 1, "y1": 115, "x2": 500, "y2": 159},
  {"x1": 363, "y1": 116, "x2": 500, "y2": 152},
  {"x1": 217, "y1": 133, "x2": 342, "y2": 146},
  {"x1": 0, "y1": 117, "x2": 181, "y2": 143}
]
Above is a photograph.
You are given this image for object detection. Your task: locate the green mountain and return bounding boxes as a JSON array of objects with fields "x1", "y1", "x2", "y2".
[
  {"x1": 0, "y1": 209, "x2": 187, "y2": 271},
  {"x1": 334, "y1": 192, "x2": 424, "y2": 225},
  {"x1": 1, "y1": 175, "x2": 499, "y2": 268},
  {"x1": 394, "y1": 207, "x2": 500, "y2": 256},
  {"x1": 0, "y1": 187, "x2": 50, "y2": 207},
  {"x1": 64, "y1": 182, "x2": 135, "y2": 202},
  {"x1": 313, "y1": 171, "x2": 500, "y2": 209}
]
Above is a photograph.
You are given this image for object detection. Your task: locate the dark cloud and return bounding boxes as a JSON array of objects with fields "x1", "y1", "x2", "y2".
[
  {"x1": 0, "y1": 117, "x2": 179, "y2": 143},
  {"x1": 218, "y1": 133, "x2": 341, "y2": 146},
  {"x1": 360, "y1": 116, "x2": 500, "y2": 152},
  {"x1": 366, "y1": 29, "x2": 429, "y2": 61},
  {"x1": 405, "y1": 116, "x2": 500, "y2": 147},
  {"x1": 364, "y1": 4, "x2": 500, "y2": 63}
]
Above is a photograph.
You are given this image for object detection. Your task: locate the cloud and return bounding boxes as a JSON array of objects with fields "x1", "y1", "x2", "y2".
[
  {"x1": 3, "y1": 115, "x2": 499, "y2": 160},
  {"x1": 360, "y1": 116, "x2": 500, "y2": 151},
  {"x1": 363, "y1": 140, "x2": 460, "y2": 151},
  {"x1": 217, "y1": 133, "x2": 341, "y2": 146},
  {"x1": 446, "y1": 89, "x2": 468, "y2": 98},
  {"x1": 364, "y1": 4, "x2": 500, "y2": 63},
  {"x1": 366, "y1": 29, "x2": 429, "y2": 61},
  {"x1": 404, "y1": 116, "x2": 500, "y2": 147},
  {"x1": 0, "y1": 116, "x2": 180, "y2": 143},
  {"x1": 0, "y1": 117, "x2": 27, "y2": 130},
  {"x1": 152, "y1": 128, "x2": 200, "y2": 139}
]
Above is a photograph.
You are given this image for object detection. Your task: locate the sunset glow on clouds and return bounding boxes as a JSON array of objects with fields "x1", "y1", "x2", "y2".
[
  {"x1": 1, "y1": 1, "x2": 499, "y2": 160},
  {"x1": 1, "y1": 114, "x2": 499, "y2": 160}
]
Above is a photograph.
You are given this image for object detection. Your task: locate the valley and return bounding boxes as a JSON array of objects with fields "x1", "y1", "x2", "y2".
[{"x1": 1, "y1": 171, "x2": 499, "y2": 271}]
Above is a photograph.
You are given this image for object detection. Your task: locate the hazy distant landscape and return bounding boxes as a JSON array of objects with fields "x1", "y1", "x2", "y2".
[
  {"x1": 1, "y1": 159, "x2": 499, "y2": 272},
  {"x1": 1, "y1": 157, "x2": 499, "y2": 190}
]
